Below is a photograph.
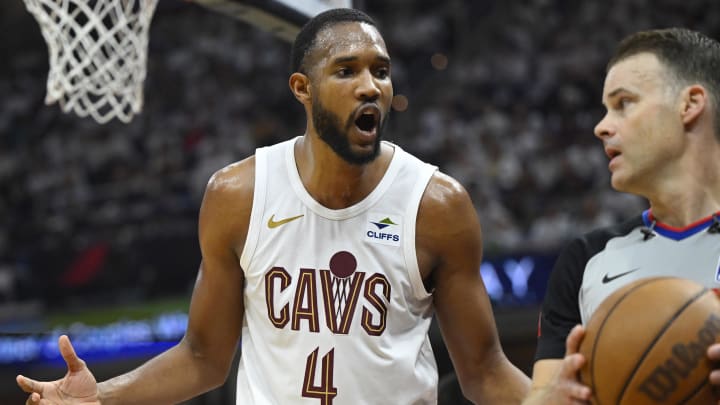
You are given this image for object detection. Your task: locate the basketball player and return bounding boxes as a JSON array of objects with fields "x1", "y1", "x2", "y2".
[
  {"x1": 523, "y1": 28, "x2": 720, "y2": 404},
  {"x1": 16, "y1": 8, "x2": 530, "y2": 404}
]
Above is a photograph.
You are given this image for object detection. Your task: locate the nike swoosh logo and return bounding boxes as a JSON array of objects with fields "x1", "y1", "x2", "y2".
[
  {"x1": 602, "y1": 268, "x2": 640, "y2": 284},
  {"x1": 267, "y1": 214, "x2": 304, "y2": 229}
]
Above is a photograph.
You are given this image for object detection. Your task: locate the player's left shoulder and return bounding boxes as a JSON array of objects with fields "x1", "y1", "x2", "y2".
[
  {"x1": 420, "y1": 171, "x2": 475, "y2": 215},
  {"x1": 417, "y1": 171, "x2": 479, "y2": 240},
  {"x1": 415, "y1": 171, "x2": 482, "y2": 276}
]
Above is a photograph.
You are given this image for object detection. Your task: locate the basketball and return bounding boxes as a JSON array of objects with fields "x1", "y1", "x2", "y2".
[{"x1": 579, "y1": 277, "x2": 720, "y2": 405}]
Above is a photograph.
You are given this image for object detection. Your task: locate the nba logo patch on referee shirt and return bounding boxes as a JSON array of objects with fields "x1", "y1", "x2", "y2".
[
  {"x1": 715, "y1": 254, "x2": 720, "y2": 283},
  {"x1": 365, "y1": 212, "x2": 402, "y2": 247}
]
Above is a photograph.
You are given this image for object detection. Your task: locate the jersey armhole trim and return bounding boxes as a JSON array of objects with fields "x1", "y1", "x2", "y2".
[
  {"x1": 403, "y1": 164, "x2": 437, "y2": 300},
  {"x1": 239, "y1": 148, "x2": 268, "y2": 272}
]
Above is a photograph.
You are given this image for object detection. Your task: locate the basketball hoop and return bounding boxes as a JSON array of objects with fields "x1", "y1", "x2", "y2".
[{"x1": 23, "y1": 0, "x2": 159, "y2": 124}]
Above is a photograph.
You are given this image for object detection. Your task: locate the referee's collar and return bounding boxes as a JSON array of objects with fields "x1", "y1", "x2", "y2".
[{"x1": 642, "y1": 209, "x2": 720, "y2": 240}]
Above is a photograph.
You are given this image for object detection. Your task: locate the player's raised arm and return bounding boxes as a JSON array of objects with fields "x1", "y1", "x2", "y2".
[{"x1": 417, "y1": 171, "x2": 530, "y2": 404}]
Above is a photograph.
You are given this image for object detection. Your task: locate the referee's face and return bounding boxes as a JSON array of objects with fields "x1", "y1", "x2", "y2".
[{"x1": 594, "y1": 52, "x2": 685, "y2": 196}]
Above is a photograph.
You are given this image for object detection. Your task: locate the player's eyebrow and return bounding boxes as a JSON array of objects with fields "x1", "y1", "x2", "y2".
[
  {"x1": 331, "y1": 55, "x2": 391, "y2": 65},
  {"x1": 331, "y1": 56, "x2": 358, "y2": 65},
  {"x1": 375, "y1": 55, "x2": 391, "y2": 65}
]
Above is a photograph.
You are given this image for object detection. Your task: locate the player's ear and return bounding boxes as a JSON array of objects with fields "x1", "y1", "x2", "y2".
[
  {"x1": 680, "y1": 84, "x2": 707, "y2": 126},
  {"x1": 289, "y1": 72, "x2": 312, "y2": 105}
]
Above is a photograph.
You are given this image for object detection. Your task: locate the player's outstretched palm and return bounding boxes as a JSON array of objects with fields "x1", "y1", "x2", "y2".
[{"x1": 16, "y1": 335, "x2": 100, "y2": 404}]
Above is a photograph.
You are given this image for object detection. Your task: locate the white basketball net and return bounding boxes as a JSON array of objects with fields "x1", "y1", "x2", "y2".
[{"x1": 23, "y1": 0, "x2": 159, "y2": 124}]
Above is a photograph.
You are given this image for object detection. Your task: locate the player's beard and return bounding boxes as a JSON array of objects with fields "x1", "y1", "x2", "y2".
[{"x1": 312, "y1": 98, "x2": 386, "y2": 165}]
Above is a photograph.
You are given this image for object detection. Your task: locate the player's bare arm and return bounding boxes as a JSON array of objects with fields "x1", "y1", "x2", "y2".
[
  {"x1": 16, "y1": 157, "x2": 256, "y2": 405},
  {"x1": 96, "y1": 158, "x2": 255, "y2": 404},
  {"x1": 415, "y1": 171, "x2": 530, "y2": 404}
]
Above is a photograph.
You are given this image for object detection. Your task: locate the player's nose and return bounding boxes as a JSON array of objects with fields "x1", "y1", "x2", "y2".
[{"x1": 355, "y1": 69, "x2": 380, "y2": 101}]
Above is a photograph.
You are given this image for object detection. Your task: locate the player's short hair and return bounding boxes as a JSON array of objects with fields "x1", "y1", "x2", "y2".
[
  {"x1": 290, "y1": 8, "x2": 378, "y2": 74},
  {"x1": 608, "y1": 28, "x2": 720, "y2": 136}
]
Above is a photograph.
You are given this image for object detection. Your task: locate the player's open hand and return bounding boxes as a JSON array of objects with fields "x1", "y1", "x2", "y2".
[{"x1": 16, "y1": 335, "x2": 100, "y2": 404}]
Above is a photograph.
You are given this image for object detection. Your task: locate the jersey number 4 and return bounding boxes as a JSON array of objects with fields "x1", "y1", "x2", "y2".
[{"x1": 302, "y1": 347, "x2": 338, "y2": 404}]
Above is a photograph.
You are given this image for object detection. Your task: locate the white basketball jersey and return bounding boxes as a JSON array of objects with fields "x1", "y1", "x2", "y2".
[{"x1": 236, "y1": 137, "x2": 439, "y2": 404}]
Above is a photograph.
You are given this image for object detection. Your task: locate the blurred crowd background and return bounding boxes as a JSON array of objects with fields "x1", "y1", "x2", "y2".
[{"x1": 2, "y1": 0, "x2": 720, "y2": 319}]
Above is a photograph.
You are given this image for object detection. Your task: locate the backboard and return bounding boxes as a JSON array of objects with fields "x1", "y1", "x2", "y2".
[{"x1": 193, "y1": 0, "x2": 353, "y2": 42}]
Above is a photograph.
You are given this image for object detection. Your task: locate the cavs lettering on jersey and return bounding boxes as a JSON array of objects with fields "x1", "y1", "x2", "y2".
[
  {"x1": 535, "y1": 210, "x2": 720, "y2": 361},
  {"x1": 237, "y1": 137, "x2": 439, "y2": 404}
]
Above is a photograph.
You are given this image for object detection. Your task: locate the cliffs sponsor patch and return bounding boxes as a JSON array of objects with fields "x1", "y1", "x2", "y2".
[{"x1": 365, "y1": 213, "x2": 401, "y2": 246}]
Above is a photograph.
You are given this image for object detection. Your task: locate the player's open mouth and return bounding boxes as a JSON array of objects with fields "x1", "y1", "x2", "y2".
[{"x1": 354, "y1": 105, "x2": 380, "y2": 136}]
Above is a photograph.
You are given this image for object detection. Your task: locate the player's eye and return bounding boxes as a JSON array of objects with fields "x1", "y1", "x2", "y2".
[
  {"x1": 376, "y1": 68, "x2": 390, "y2": 79},
  {"x1": 337, "y1": 67, "x2": 354, "y2": 77}
]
